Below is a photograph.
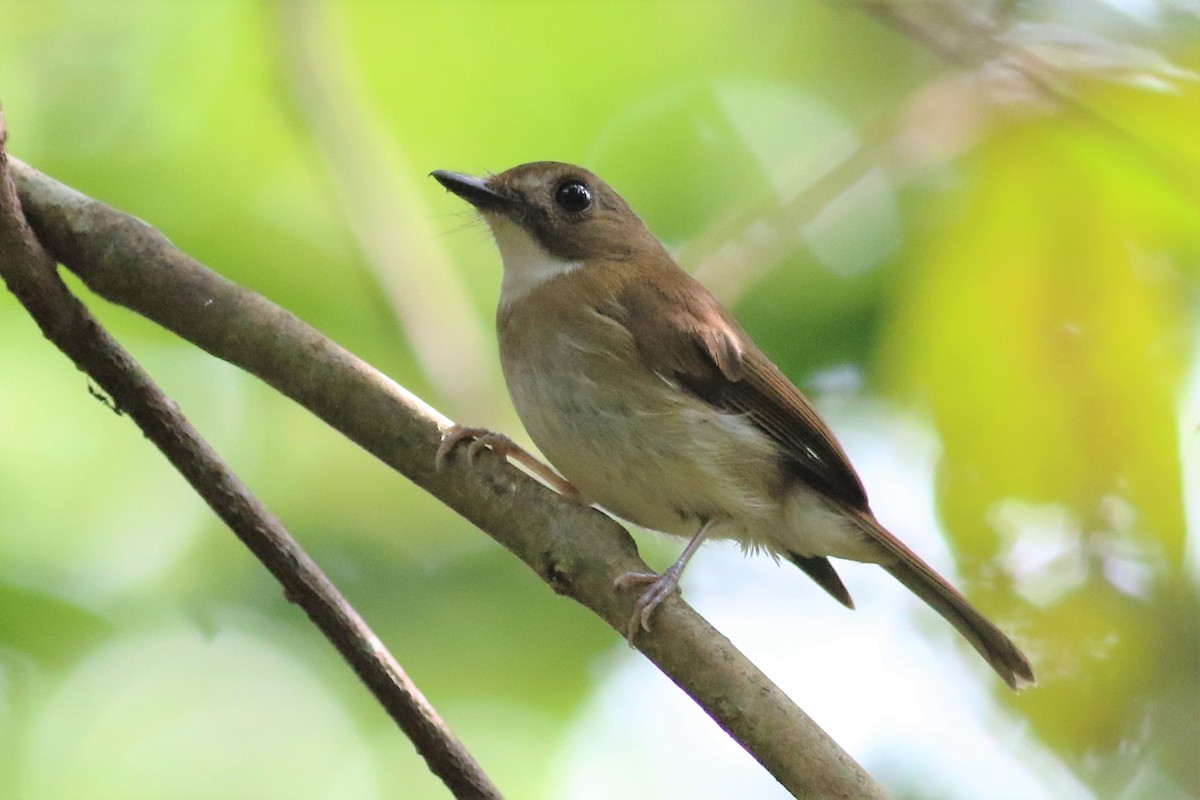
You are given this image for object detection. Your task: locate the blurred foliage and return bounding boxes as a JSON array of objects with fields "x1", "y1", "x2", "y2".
[
  {"x1": 2, "y1": 1, "x2": 1199, "y2": 799},
  {"x1": 884, "y1": 69, "x2": 1200, "y2": 793}
]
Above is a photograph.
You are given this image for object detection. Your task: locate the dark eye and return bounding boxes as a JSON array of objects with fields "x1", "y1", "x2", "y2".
[{"x1": 554, "y1": 180, "x2": 592, "y2": 213}]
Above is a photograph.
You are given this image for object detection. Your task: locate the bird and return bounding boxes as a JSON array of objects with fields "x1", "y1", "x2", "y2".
[{"x1": 431, "y1": 161, "x2": 1035, "y2": 690}]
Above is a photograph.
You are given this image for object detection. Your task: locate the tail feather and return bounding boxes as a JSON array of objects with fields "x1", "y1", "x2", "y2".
[
  {"x1": 883, "y1": 560, "x2": 1035, "y2": 690},
  {"x1": 857, "y1": 513, "x2": 1036, "y2": 690},
  {"x1": 786, "y1": 552, "x2": 855, "y2": 609}
]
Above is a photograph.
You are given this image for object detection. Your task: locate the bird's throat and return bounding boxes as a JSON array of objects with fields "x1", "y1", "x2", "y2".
[{"x1": 486, "y1": 215, "x2": 583, "y2": 307}]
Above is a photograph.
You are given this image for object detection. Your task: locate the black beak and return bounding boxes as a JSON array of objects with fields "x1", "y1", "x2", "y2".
[{"x1": 431, "y1": 170, "x2": 513, "y2": 212}]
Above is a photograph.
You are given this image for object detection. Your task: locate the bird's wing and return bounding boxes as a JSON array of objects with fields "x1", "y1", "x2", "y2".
[
  {"x1": 614, "y1": 272, "x2": 1035, "y2": 689},
  {"x1": 617, "y1": 277, "x2": 869, "y2": 511}
]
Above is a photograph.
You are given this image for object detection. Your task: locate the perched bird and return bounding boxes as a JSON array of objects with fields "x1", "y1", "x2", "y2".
[{"x1": 432, "y1": 162, "x2": 1034, "y2": 690}]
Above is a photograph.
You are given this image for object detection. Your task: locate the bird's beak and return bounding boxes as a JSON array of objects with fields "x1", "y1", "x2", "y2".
[{"x1": 431, "y1": 170, "x2": 514, "y2": 212}]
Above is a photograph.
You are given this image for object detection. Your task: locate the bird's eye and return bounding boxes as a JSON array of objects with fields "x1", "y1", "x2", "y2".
[{"x1": 554, "y1": 180, "x2": 592, "y2": 213}]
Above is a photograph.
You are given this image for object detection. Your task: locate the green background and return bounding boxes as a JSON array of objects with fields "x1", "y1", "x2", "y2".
[{"x1": 1, "y1": 1, "x2": 1198, "y2": 798}]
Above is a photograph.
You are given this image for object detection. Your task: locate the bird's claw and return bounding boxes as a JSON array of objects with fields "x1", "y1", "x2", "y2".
[
  {"x1": 614, "y1": 570, "x2": 680, "y2": 645},
  {"x1": 436, "y1": 424, "x2": 584, "y2": 501},
  {"x1": 467, "y1": 432, "x2": 518, "y2": 462},
  {"x1": 436, "y1": 425, "x2": 514, "y2": 469}
]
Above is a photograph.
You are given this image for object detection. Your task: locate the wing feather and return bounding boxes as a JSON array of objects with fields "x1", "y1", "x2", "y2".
[{"x1": 618, "y1": 276, "x2": 868, "y2": 510}]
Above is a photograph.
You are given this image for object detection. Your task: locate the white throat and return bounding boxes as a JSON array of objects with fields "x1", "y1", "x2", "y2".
[{"x1": 486, "y1": 215, "x2": 582, "y2": 307}]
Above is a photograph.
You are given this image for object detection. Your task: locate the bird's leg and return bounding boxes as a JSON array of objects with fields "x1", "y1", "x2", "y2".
[
  {"x1": 435, "y1": 424, "x2": 583, "y2": 501},
  {"x1": 614, "y1": 518, "x2": 718, "y2": 644}
]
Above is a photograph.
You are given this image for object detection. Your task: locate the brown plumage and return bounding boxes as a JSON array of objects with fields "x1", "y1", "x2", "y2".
[{"x1": 433, "y1": 162, "x2": 1035, "y2": 690}]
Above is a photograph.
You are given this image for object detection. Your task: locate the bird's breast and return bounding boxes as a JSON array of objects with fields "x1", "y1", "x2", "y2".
[{"x1": 498, "y1": 294, "x2": 787, "y2": 538}]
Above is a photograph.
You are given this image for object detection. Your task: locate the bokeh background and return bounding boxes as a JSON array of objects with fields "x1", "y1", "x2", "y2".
[{"x1": 2, "y1": 1, "x2": 1198, "y2": 798}]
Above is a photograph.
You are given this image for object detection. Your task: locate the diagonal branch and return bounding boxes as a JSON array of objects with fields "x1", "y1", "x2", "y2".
[
  {"x1": 8, "y1": 155, "x2": 891, "y2": 798},
  {"x1": 0, "y1": 115, "x2": 502, "y2": 800}
]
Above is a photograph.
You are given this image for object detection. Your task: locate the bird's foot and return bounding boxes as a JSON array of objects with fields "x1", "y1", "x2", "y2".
[
  {"x1": 613, "y1": 569, "x2": 682, "y2": 645},
  {"x1": 436, "y1": 425, "x2": 513, "y2": 468},
  {"x1": 435, "y1": 424, "x2": 582, "y2": 501}
]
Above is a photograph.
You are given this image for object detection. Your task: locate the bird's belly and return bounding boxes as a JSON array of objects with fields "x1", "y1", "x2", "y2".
[{"x1": 508, "y1": 367, "x2": 786, "y2": 539}]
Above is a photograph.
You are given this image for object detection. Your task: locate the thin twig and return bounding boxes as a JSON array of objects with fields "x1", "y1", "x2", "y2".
[
  {"x1": 854, "y1": 0, "x2": 1200, "y2": 209},
  {"x1": 683, "y1": 3, "x2": 1200, "y2": 307},
  {"x1": 0, "y1": 114, "x2": 503, "y2": 800},
  {"x1": 9, "y1": 153, "x2": 891, "y2": 799},
  {"x1": 683, "y1": 134, "x2": 892, "y2": 305}
]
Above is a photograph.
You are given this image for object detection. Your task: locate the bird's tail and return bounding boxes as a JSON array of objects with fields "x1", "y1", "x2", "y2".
[{"x1": 857, "y1": 513, "x2": 1036, "y2": 690}]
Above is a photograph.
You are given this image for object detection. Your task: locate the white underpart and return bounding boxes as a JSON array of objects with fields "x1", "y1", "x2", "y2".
[
  {"x1": 783, "y1": 487, "x2": 880, "y2": 561},
  {"x1": 485, "y1": 214, "x2": 582, "y2": 307}
]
